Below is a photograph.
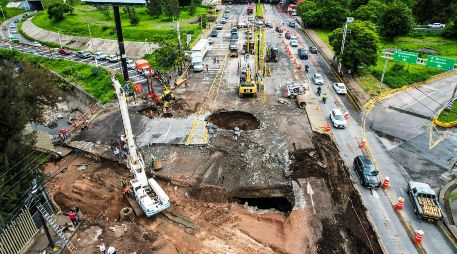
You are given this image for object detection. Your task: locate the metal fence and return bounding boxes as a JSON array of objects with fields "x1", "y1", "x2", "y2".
[{"x1": 0, "y1": 209, "x2": 39, "y2": 254}]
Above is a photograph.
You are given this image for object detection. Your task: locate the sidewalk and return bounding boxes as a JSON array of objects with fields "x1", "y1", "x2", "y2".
[
  {"x1": 300, "y1": 25, "x2": 371, "y2": 106},
  {"x1": 21, "y1": 17, "x2": 158, "y2": 59}
]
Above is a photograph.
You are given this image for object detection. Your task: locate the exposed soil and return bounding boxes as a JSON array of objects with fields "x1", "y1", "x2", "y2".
[{"x1": 208, "y1": 111, "x2": 260, "y2": 130}]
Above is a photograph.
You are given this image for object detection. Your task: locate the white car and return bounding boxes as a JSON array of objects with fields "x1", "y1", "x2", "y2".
[
  {"x1": 238, "y1": 21, "x2": 247, "y2": 28},
  {"x1": 290, "y1": 39, "x2": 298, "y2": 47},
  {"x1": 313, "y1": 73, "x2": 324, "y2": 85},
  {"x1": 94, "y1": 52, "x2": 108, "y2": 60},
  {"x1": 9, "y1": 24, "x2": 15, "y2": 28},
  {"x1": 32, "y1": 41, "x2": 42, "y2": 47},
  {"x1": 221, "y1": 18, "x2": 227, "y2": 24},
  {"x1": 248, "y1": 16, "x2": 254, "y2": 22},
  {"x1": 208, "y1": 38, "x2": 214, "y2": 44},
  {"x1": 255, "y1": 20, "x2": 264, "y2": 27},
  {"x1": 10, "y1": 29, "x2": 17, "y2": 34},
  {"x1": 333, "y1": 83, "x2": 347, "y2": 94},
  {"x1": 330, "y1": 108, "x2": 347, "y2": 129},
  {"x1": 126, "y1": 60, "x2": 135, "y2": 70},
  {"x1": 107, "y1": 55, "x2": 118, "y2": 62},
  {"x1": 290, "y1": 35, "x2": 297, "y2": 41},
  {"x1": 428, "y1": 23, "x2": 445, "y2": 29}
]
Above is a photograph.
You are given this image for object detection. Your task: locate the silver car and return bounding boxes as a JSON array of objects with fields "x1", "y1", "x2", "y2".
[{"x1": 313, "y1": 73, "x2": 324, "y2": 85}]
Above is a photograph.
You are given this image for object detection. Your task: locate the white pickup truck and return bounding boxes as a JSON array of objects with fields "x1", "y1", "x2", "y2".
[{"x1": 428, "y1": 23, "x2": 445, "y2": 29}]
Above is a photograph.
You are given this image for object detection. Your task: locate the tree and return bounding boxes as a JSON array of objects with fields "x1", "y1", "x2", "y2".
[
  {"x1": 189, "y1": 1, "x2": 196, "y2": 16},
  {"x1": 199, "y1": 14, "x2": 208, "y2": 28},
  {"x1": 47, "y1": 3, "x2": 74, "y2": 21},
  {"x1": 321, "y1": 2, "x2": 350, "y2": 29},
  {"x1": 123, "y1": 6, "x2": 139, "y2": 26},
  {"x1": 0, "y1": 57, "x2": 59, "y2": 222},
  {"x1": 152, "y1": 43, "x2": 185, "y2": 69},
  {"x1": 354, "y1": 5, "x2": 378, "y2": 23},
  {"x1": 413, "y1": 0, "x2": 457, "y2": 24},
  {"x1": 96, "y1": 5, "x2": 111, "y2": 19},
  {"x1": 146, "y1": 0, "x2": 162, "y2": 17},
  {"x1": 163, "y1": 0, "x2": 180, "y2": 20},
  {"x1": 379, "y1": 1, "x2": 414, "y2": 39},
  {"x1": 329, "y1": 20, "x2": 379, "y2": 73},
  {"x1": 349, "y1": 0, "x2": 369, "y2": 11},
  {"x1": 443, "y1": 18, "x2": 457, "y2": 39}
]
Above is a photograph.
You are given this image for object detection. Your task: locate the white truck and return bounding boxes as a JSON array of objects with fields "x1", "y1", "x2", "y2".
[
  {"x1": 191, "y1": 39, "x2": 209, "y2": 72},
  {"x1": 408, "y1": 181, "x2": 443, "y2": 223},
  {"x1": 112, "y1": 77, "x2": 170, "y2": 217},
  {"x1": 428, "y1": 23, "x2": 445, "y2": 29}
]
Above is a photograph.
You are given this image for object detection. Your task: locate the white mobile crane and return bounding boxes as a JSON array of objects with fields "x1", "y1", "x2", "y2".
[{"x1": 112, "y1": 77, "x2": 170, "y2": 217}]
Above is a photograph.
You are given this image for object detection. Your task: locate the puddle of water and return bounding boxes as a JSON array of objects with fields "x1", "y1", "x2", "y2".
[{"x1": 33, "y1": 118, "x2": 69, "y2": 135}]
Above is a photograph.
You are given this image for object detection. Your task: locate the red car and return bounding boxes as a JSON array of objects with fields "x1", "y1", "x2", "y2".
[
  {"x1": 275, "y1": 26, "x2": 284, "y2": 33},
  {"x1": 285, "y1": 31, "x2": 292, "y2": 39},
  {"x1": 58, "y1": 48, "x2": 72, "y2": 55}
]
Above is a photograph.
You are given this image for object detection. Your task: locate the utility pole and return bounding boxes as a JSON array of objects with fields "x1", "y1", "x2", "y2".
[
  {"x1": 37, "y1": 187, "x2": 54, "y2": 248},
  {"x1": 379, "y1": 58, "x2": 389, "y2": 94},
  {"x1": 176, "y1": 19, "x2": 181, "y2": 49},
  {"x1": 87, "y1": 24, "x2": 98, "y2": 67},
  {"x1": 338, "y1": 17, "x2": 354, "y2": 74},
  {"x1": 57, "y1": 30, "x2": 62, "y2": 49},
  {"x1": 0, "y1": 5, "x2": 6, "y2": 21}
]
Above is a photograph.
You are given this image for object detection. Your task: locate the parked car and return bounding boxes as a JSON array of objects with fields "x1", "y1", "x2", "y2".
[
  {"x1": 285, "y1": 31, "x2": 292, "y2": 39},
  {"x1": 353, "y1": 155, "x2": 381, "y2": 188},
  {"x1": 126, "y1": 60, "x2": 135, "y2": 70},
  {"x1": 288, "y1": 21, "x2": 296, "y2": 28},
  {"x1": 330, "y1": 108, "x2": 347, "y2": 129},
  {"x1": 94, "y1": 52, "x2": 108, "y2": 60},
  {"x1": 428, "y1": 23, "x2": 445, "y2": 29},
  {"x1": 298, "y1": 48, "x2": 308, "y2": 60},
  {"x1": 75, "y1": 51, "x2": 91, "y2": 58},
  {"x1": 290, "y1": 39, "x2": 298, "y2": 47},
  {"x1": 221, "y1": 18, "x2": 227, "y2": 24},
  {"x1": 208, "y1": 38, "x2": 214, "y2": 44},
  {"x1": 231, "y1": 32, "x2": 238, "y2": 40},
  {"x1": 309, "y1": 46, "x2": 318, "y2": 54},
  {"x1": 107, "y1": 55, "x2": 118, "y2": 62},
  {"x1": 210, "y1": 30, "x2": 219, "y2": 37},
  {"x1": 32, "y1": 41, "x2": 42, "y2": 47},
  {"x1": 275, "y1": 26, "x2": 284, "y2": 33},
  {"x1": 216, "y1": 24, "x2": 224, "y2": 30},
  {"x1": 58, "y1": 48, "x2": 72, "y2": 55},
  {"x1": 312, "y1": 73, "x2": 324, "y2": 85},
  {"x1": 333, "y1": 83, "x2": 347, "y2": 94},
  {"x1": 224, "y1": 14, "x2": 229, "y2": 19},
  {"x1": 265, "y1": 22, "x2": 273, "y2": 28}
]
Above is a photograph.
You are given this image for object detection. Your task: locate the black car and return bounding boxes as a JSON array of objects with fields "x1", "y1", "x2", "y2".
[
  {"x1": 210, "y1": 30, "x2": 218, "y2": 37},
  {"x1": 309, "y1": 46, "x2": 318, "y2": 54},
  {"x1": 265, "y1": 22, "x2": 273, "y2": 28},
  {"x1": 231, "y1": 32, "x2": 238, "y2": 40},
  {"x1": 298, "y1": 48, "x2": 308, "y2": 60},
  {"x1": 353, "y1": 155, "x2": 381, "y2": 188}
]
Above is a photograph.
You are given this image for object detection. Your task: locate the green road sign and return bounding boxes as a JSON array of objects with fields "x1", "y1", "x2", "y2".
[
  {"x1": 426, "y1": 55, "x2": 456, "y2": 70},
  {"x1": 393, "y1": 50, "x2": 419, "y2": 64}
]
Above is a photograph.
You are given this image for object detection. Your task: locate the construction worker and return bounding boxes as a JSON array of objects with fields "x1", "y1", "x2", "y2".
[
  {"x1": 99, "y1": 243, "x2": 106, "y2": 254},
  {"x1": 322, "y1": 93, "x2": 328, "y2": 104},
  {"x1": 120, "y1": 177, "x2": 127, "y2": 188},
  {"x1": 317, "y1": 86, "x2": 322, "y2": 96},
  {"x1": 68, "y1": 211, "x2": 78, "y2": 226},
  {"x1": 113, "y1": 147, "x2": 120, "y2": 160},
  {"x1": 206, "y1": 64, "x2": 209, "y2": 73}
]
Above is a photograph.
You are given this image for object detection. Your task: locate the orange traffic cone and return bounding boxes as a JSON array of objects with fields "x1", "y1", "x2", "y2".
[
  {"x1": 415, "y1": 230, "x2": 424, "y2": 244},
  {"x1": 344, "y1": 111, "x2": 349, "y2": 119},
  {"x1": 296, "y1": 63, "x2": 301, "y2": 69},
  {"x1": 325, "y1": 124, "x2": 331, "y2": 132},
  {"x1": 395, "y1": 197, "x2": 405, "y2": 210},
  {"x1": 359, "y1": 140, "x2": 366, "y2": 149},
  {"x1": 382, "y1": 177, "x2": 390, "y2": 189}
]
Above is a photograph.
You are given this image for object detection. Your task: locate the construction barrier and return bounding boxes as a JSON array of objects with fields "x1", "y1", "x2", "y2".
[
  {"x1": 415, "y1": 230, "x2": 424, "y2": 244},
  {"x1": 395, "y1": 197, "x2": 405, "y2": 210},
  {"x1": 382, "y1": 177, "x2": 390, "y2": 189}
]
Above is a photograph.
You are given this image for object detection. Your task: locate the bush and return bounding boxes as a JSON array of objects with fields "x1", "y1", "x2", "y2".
[
  {"x1": 391, "y1": 63, "x2": 404, "y2": 72},
  {"x1": 62, "y1": 66, "x2": 74, "y2": 75},
  {"x1": 207, "y1": 15, "x2": 216, "y2": 22}
]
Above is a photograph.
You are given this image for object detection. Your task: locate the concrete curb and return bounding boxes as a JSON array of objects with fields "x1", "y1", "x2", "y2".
[
  {"x1": 439, "y1": 178, "x2": 457, "y2": 241},
  {"x1": 21, "y1": 16, "x2": 158, "y2": 59}
]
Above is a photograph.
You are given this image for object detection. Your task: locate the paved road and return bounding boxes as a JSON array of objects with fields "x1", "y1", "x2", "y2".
[{"x1": 265, "y1": 4, "x2": 456, "y2": 253}]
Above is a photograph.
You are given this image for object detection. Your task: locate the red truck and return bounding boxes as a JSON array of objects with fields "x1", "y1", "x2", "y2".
[{"x1": 135, "y1": 59, "x2": 153, "y2": 76}]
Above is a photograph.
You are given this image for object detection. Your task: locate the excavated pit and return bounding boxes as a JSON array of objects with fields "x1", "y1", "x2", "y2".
[
  {"x1": 208, "y1": 111, "x2": 260, "y2": 130},
  {"x1": 234, "y1": 197, "x2": 293, "y2": 212}
]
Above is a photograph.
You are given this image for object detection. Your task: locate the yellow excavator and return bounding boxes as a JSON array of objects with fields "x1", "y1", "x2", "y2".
[{"x1": 239, "y1": 63, "x2": 258, "y2": 98}]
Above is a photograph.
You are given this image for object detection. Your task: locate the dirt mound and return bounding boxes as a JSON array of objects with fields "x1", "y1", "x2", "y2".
[{"x1": 208, "y1": 111, "x2": 260, "y2": 130}]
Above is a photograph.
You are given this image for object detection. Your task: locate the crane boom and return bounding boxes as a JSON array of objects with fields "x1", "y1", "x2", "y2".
[{"x1": 111, "y1": 77, "x2": 170, "y2": 217}]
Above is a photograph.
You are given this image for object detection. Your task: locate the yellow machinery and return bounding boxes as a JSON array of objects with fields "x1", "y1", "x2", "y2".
[{"x1": 239, "y1": 63, "x2": 258, "y2": 98}]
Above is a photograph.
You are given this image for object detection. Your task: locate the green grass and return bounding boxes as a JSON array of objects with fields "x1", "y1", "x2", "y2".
[
  {"x1": 1, "y1": 7, "x2": 26, "y2": 21},
  {"x1": 447, "y1": 191, "x2": 457, "y2": 202},
  {"x1": 18, "y1": 16, "x2": 63, "y2": 49},
  {"x1": 255, "y1": 3, "x2": 263, "y2": 18},
  {"x1": 0, "y1": 48, "x2": 114, "y2": 103},
  {"x1": 314, "y1": 29, "x2": 457, "y2": 94},
  {"x1": 31, "y1": 5, "x2": 208, "y2": 44},
  {"x1": 314, "y1": 29, "x2": 332, "y2": 49},
  {"x1": 437, "y1": 100, "x2": 457, "y2": 123}
]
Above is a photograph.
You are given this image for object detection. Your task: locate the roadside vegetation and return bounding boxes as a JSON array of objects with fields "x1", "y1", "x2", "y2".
[
  {"x1": 1, "y1": 7, "x2": 26, "y2": 20},
  {"x1": 437, "y1": 100, "x2": 457, "y2": 123},
  {"x1": 0, "y1": 48, "x2": 114, "y2": 103},
  {"x1": 295, "y1": 0, "x2": 457, "y2": 95},
  {"x1": 31, "y1": 3, "x2": 210, "y2": 44}
]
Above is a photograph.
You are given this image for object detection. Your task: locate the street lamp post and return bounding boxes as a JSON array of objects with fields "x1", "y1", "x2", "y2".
[
  {"x1": 0, "y1": 5, "x2": 6, "y2": 21},
  {"x1": 337, "y1": 17, "x2": 354, "y2": 74},
  {"x1": 87, "y1": 24, "x2": 98, "y2": 67},
  {"x1": 57, "y1": 30, "x2": 62, "y2": 49}
]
